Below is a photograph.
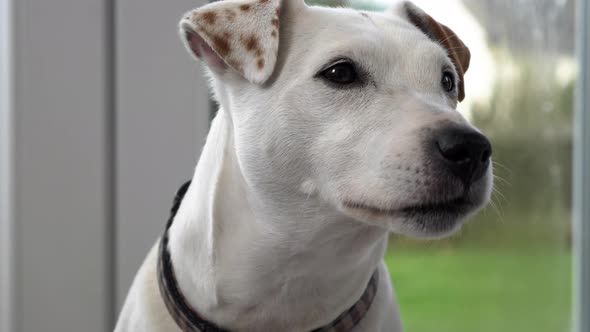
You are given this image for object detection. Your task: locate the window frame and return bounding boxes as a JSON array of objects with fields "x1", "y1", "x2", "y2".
[{"x1": 574, "y1": 0, "x2": 590, "y2": 331}]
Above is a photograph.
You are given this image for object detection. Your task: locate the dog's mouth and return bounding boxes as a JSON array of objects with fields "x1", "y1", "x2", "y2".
[{"x1": 342, "y1": 196, "x2": 473, "y2": 218}]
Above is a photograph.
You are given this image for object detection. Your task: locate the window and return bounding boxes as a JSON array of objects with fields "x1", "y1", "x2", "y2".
[{"x1": 305, "y1": 0, "x2": 576, "y2": 330}]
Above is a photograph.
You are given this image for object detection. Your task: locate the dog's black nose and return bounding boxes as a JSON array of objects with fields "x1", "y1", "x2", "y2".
[{"x1": 436, "y1": 126, "x2": 492, "y2": 184}]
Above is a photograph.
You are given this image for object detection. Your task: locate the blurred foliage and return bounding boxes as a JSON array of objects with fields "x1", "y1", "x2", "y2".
[
  {"x1": 464, "y1": 53, "x2": 574, "y2": 247},
  {"x1": 472, "y1": 54, "x2": 574, "y2": 136},
  {"x1": 463, "y1": 0, "x2": 575, "y2": 54}
]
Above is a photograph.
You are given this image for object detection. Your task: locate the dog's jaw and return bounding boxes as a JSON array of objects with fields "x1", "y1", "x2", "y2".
[{"x1": 336, "y1": 162, "x2": 493, "y2": 239}]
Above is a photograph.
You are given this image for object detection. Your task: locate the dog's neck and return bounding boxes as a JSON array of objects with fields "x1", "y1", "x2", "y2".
[{"x1": 167, "y1": 109, "x2": 388, "y2": 331}]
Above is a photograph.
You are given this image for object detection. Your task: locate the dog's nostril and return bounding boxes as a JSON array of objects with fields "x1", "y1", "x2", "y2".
[
  {"x1": 480, "y1": 147, "x2": 492, "y2": 163},
  {"x1": 437, "y1": 141, "x2": 472, "y2": 164}
]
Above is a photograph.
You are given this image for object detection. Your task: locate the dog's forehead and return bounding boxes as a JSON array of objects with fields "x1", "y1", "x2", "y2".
[
  {"x1": 285, "y1": 7, "x2": 449, "y2": 69},
  {"x1": 369, "y1": 11, "x2": 450, "y2": 60},
  {"x1": 297, "y1": 8, "x2": 421, "y2": 37}
]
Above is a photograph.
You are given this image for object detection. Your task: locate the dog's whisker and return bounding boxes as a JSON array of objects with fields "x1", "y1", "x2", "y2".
[
  {"x1": 492, "y1": 189, "x2": 507, "y2": 212},
  {"x1": 492, "y1": 161, "x2": 512, "y2": 174},
  {"x1": 487, "y1": 195, "x2": 505, "y2": 222},
  {"x1": 492, "y1": 186, "x2": 506, "y2": 199},
  {"x1": 493, "y1": 175, "x2": 511, "y2": 186}
]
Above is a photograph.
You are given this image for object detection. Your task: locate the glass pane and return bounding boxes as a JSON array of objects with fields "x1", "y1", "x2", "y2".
[{"x1": 305, "y1": 0, "x2": 575, "y2": 331}]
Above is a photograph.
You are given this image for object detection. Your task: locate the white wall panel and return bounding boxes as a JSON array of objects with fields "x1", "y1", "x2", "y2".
[{"x1": 11, "y1": 0, "x2": 113, "y2": 331}]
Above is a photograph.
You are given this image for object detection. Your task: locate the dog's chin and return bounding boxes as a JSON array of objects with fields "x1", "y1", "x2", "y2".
[{"x1": 339, "y1": 188, "x2": 490, "y2": 239}]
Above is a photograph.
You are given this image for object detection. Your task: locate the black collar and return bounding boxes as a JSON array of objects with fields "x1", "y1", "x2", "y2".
[{"x1": 158, "y1": 181, "x2": 379, "y2": 332}]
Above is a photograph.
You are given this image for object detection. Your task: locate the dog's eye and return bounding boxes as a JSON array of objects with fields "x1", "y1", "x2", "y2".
[
  {"x1": 441, "y1": 71, "x2": 455, "y2": 92},
  {"x1": 321, "y1": 62, "x2": 357, "y2": 85}
]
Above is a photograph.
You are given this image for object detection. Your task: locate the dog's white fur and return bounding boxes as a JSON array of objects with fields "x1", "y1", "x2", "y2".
[{"x1": 115, "y1": 1, "x2": 492, "y2": 331}]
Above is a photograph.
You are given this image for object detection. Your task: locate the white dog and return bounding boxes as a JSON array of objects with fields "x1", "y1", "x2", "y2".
[{"x1": 115, "y1": 0, "x2": 493, "y2": 331}]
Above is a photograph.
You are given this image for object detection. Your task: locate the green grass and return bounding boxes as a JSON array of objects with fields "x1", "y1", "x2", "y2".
[{"x1": 384, "y1": 248, "x2": 572, "y2": 332}]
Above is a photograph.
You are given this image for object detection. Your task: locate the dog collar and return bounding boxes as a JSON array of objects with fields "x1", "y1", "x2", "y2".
[{"x1": 158, "y1": 181, "x2": 379, "y2": 332}]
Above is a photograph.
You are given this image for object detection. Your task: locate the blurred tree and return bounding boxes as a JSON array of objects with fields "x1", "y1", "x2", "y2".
[{"x1": 463, "y1": 0, "x2": 575, "y2": 55}]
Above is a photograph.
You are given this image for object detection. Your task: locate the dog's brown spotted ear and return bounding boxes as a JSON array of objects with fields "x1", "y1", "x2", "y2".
[
  {"x1": 396, "y1": 1, "x2": 470, "y2": 101},
  {"x1": 180, "y1": 0, "x2": 282, "y2": 84}
]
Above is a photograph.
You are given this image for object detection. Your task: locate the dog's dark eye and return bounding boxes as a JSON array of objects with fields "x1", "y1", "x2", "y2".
[
  {"x1": 441, "y1": 71, "x2": 455, "y2": 92},
  {"x1": 321, "y1": 62, "x2": 357, "y2": 85}
]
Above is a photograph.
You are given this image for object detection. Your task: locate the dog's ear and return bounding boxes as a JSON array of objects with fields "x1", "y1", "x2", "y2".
[
  {"x1": 394, "y1": 1, "x2": 470, "y2": 101},
  {"x1": 179, "y1": 0, "x2": 282, "y2": 84}
]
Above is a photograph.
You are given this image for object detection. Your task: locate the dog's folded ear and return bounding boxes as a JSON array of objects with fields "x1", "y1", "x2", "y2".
[
  {"x1": 394, "y1": 1, "x2": 470, "y2": 101},
  {"x1": 179, "y1": 0, "x2": 282, "y2": 84}
]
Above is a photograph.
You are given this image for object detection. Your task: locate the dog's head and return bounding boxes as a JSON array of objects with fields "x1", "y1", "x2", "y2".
[{"x1": 179, "y1": 0, "x2": 493, "y2": 238}]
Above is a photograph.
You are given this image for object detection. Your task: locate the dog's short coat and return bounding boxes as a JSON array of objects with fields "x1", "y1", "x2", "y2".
[{"x1": 114, "y1": 1, "x2": 493, "y2": 331}]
